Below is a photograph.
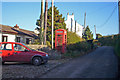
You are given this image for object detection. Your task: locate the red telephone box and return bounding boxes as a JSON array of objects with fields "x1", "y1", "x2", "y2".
[{"x1": 55, "y1": 29, "x2": 67, "y2": 53}]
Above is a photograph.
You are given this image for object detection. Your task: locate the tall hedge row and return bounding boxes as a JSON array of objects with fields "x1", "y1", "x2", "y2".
[{"x1": 98, "y1": 34, "x2": 120, "y2": 57}]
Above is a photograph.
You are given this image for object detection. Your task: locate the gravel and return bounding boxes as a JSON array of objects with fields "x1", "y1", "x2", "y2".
[{"x1": 2, "y1": 59, "x2": 71, "y2": 78}]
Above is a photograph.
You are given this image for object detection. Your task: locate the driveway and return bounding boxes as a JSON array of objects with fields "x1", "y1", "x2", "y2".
[{"x1": 40, "y1": 46, "x2": 118, "y2": 78}]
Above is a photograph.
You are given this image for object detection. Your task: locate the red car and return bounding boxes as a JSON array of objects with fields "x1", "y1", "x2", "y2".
[{"x1": 0, "y1": 42, "x2": 49, "y2": 66}]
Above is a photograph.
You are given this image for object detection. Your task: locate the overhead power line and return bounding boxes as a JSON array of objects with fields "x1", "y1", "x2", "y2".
[{"x1": 98, "y1": 5, "x2": 117, "y2": 28}]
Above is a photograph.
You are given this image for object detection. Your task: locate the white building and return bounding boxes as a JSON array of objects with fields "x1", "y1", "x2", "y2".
[
  {"x1": 0, "y1": 24, "x2": 38, "y2": 44},
  {"x1": 65, "y1": 13, "x2": 83, "y2": 37}
]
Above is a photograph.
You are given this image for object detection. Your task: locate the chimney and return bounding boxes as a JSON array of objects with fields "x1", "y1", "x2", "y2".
[
  {"x1": 14, "y1": 24, "x2": 19, "y2": 30},
  {"x1": 72, "y1": 13, "x2": 74, "y2": 15}
]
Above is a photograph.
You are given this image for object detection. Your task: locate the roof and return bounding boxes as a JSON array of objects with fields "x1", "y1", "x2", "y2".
[
  {"x1": 0, "y1": 24, "x2": 38, "y2": 39},
  {"x1": 0, "y1": 42, "x2": 22, "y2": 44}
]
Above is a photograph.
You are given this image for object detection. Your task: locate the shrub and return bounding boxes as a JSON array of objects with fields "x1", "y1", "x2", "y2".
[
  {"x1": 46, "y1": 41, "x2": 51, "y2": 48},
  {"x1": 98, "y1": 34, "x2": 120, "y2": 57},
  {"x1": 115, "y1": 39, "x2": 120, "y2": 57},
  {"x1": 65, "y1": 41, "x2": 92, "y2": 58},
  {"x1": 64, "y1": 41, "x2": 92, "y2": 58},
  {"x1": 33, "y1": 39, "x2": 40, "y2": 45},
  {"x1": 67, "y1": 31, "x2": 83, "y2": 45},
  {"x1": 98, "y1": 34, "x2": 120, "y2": 46}
]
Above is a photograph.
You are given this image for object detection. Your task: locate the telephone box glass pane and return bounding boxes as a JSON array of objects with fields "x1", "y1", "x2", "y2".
[{"x1": 57, "y1": 34, "x2": 63, "y2": 46}]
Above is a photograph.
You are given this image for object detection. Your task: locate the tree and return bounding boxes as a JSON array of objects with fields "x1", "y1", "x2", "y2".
[
  {"x1": 44, "y1": 0, "x2": 48, "y2": 45},
  {"x1": 82, "y1": 26, "x2": 93, "y2": 40},
  {"x1": 37, "y1": 0, "x2": 44, "y2": 45},
  {"x1": 96, "y1": 33, "x2": 102, "y2": 39},
  {"x1": 36, "y1": 6, "x2": 66, "y2": 47}
]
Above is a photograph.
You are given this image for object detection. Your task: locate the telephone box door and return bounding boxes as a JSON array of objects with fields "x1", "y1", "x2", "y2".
[{"x1": 55, "y1": 29, "x2": 67, "y2": 53}]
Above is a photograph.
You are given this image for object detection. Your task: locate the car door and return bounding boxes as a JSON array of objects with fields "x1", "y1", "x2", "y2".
[
  {"x1": 13, "y1": 43, "x2": 32, "y2": 62},
  {"x1": 1, "y1": 43, "x2": 14, "y2": 62}
]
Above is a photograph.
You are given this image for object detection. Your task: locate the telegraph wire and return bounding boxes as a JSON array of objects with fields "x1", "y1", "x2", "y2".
[{"x1": 97, "y1": 4, "x2": 117, "y2": 28}]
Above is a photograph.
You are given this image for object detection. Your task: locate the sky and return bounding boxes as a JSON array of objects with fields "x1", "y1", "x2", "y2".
[{"x1": 1, "y1": 1, "x2": 119, "y2": 38}]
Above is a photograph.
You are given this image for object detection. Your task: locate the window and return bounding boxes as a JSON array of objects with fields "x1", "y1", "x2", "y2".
[
  {"x1": 16, "y1": 37, "x2": 21, "y2": 42},
  {"x1": 13, "y1": 44, "x2": 26, "y2": 51},
  {"x1": 26, "y1": 38, "x2": 32, "y2": 44},
  {"x1": 57, "y1": 35, "x2": 63, "y2": 46},
  {"x1": 0, "y1": 43, "x2": 12, "y2": 51},
  {"x1": 2, "y1": 36, "x2": 8, "y2": 42}
]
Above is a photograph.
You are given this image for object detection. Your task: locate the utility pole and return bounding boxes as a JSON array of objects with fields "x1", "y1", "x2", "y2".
[
  {"x1": 44, "y1": 0, "x2": 48, "y2": 45},
  {"x1": 94, "y1": 25, "x2": 96, "y2": 39},
  {"x1": 83, "y1": 12, "x2": 86, "y2": 35},
  {"x1": 52, "y1": 0, "x2": 54, "y2": 49},
  {"x1": 84, "y1": 12, "x2": 86, "y2": 29}
]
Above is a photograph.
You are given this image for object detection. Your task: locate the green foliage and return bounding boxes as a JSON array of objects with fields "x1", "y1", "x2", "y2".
[
  {"x1": 83, "y1": 26, "x2": 93, "y2": 40},
  {"x1": 67, "y1": 41, "x2": 92, "y2": 52},
  {"x1": 63, "y1": 41, "x2": 92, "y2": 58},
  {"x1": 98, "y1": 34, "x2": 120, "y2": 57},
  {"x1": 33, "y1": 39, "x2": 40, "y2": 45},
  {"x1": 46, "y1": 41, "x2": 51, "y2": 48},
  {"x1": 36, "y1": 6, "x2": 66, "y2": 47},
  {"x1": 67, "y1": 31, "x2": 83, "y2": 45},
  {"x1": 65, "y1": 31, "x2": 93, "y2": 58},
  {"x1": 98, "y1": 34, "x2": 120, "y2": 46},
  {"x1": 96, "y1": 33, "x2": 102, "y2": 39},
  {"x1": 115, "y1": 39, "x2": 120, "y2": 57}
]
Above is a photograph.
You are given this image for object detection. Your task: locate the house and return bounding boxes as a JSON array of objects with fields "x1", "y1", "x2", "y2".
[
  {"x1": 65, "y1": 13, "x2": 83, "y2": 37},
  {"x1": 0, "y1": 24, "x2": 38, "y2": 44}
]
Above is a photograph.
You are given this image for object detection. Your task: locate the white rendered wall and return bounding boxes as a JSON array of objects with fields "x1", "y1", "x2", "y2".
[
  {"x1": 2, "y1": 34, "x2": 16, "y2": 42},
  {"x1": 65, "y1": 14, "x2": 83, "y2": 37},
  {"x1": 16, "y1": 35, "x2": 34, "y2": 44}
]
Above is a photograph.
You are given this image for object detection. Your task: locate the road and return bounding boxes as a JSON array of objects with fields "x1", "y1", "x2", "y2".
[{"x1": 40, "y1": 46, "x2": 118, "y2": 78}]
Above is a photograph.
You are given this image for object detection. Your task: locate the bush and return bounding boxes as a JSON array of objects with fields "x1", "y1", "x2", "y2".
[
  {"x1": 98, "y1": 34, "x2": 120, "y2": 57},
  {"x1": 64, "y1": 41, "x2": 92, "y2": 58},
  {"x1": 65, "y1": 32, "x2": 92, "y2": 58},
  {"x1": 33, "y1": 39, "x2": 40, "y2": 45},
  {"x1": 67, "y1": 31, "x2": 83, "y2": 45},
  {"x1": 67, "y1": 41, "x2": 91, "y2": 52},
  {"x1": 98, "y1": 34, "x2": 120, "y2": 46},
  {"x1": 46, "y1": 41, "x2": 51, "y2": 48},
  {"x1": 115, "y1": 39, "x2": 120, "y2": 57}
]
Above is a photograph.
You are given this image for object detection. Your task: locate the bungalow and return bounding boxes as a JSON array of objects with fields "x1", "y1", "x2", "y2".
[{"x1": 0, "y1": 24, "x2": 38, "y2": 44}]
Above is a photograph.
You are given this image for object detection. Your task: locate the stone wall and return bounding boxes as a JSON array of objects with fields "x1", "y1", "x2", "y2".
[{"x1": 27, "y1": 45, "x2": 48, "y2": 50}]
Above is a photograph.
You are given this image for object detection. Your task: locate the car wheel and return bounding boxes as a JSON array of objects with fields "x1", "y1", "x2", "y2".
[{"x1": 32, "y1": 57, "x2": 42, "y2": 66}]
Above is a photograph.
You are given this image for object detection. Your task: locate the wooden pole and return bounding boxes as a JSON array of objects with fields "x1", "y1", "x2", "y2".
[{"x1": 52, "y1": 0, "x2": 54, "y2": 49}]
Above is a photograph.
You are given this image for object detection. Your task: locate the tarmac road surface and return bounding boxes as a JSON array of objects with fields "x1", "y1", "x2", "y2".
[{"x1": 40, "y1": 46, "x2": 118, "y2": 78}]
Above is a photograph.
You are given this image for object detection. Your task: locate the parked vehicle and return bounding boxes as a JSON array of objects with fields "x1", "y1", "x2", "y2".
[{"x1": 0, "y1": 42, "x2": 49, "y2": 66}]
